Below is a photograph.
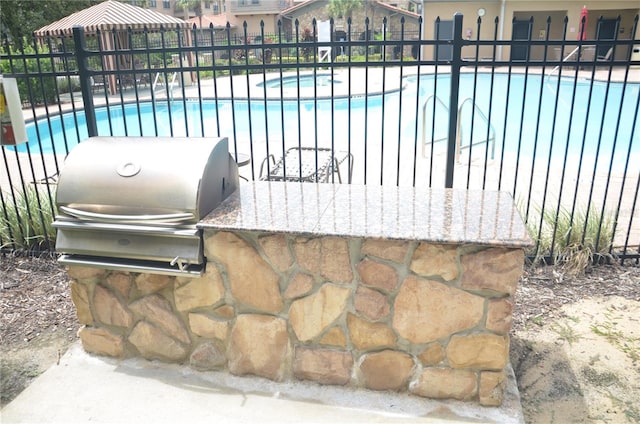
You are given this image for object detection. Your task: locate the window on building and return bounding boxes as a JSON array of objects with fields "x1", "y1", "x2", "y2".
[
  {"x1": 204, "y1": 1, "x2": 210, "y2": 9},
  {"x1": 150, "y1": 0, "x2": 157, "y2": 7},
  {"x1": 163, "y1": 0, "x2": 170, "y2": 8}
]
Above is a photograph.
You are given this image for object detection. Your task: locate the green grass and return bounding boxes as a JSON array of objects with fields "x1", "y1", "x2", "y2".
[
  {"x1": 522, "y1": 201, "x2": 615, "y2": 275},
  {"x1": 591, "y1": 308, "x2": 640, "y2": 364},
  {"x1": 0, "y1": 186, "x2": 56, "y2": 251},
  {"x1": 551, "y1": 322, "x2": 582, "y2": 346}
]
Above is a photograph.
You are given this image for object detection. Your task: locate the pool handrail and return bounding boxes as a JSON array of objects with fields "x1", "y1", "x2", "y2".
[
  {"x1": 457, "y1": 98, "x2": 496, "y2": 162},
  {"x1": 421, "y1": 94, "x2": 449, "y2": 157},
  {"x1": 421, "y1": 95, "x2": 496, "y2": 163},
  {"x1": 152, "y1": 71, "x2": 179, "y2": 101}
]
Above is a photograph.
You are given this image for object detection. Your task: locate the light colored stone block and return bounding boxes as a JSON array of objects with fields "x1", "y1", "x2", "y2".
[
  {"x1": 206, "y1": 232, "x2": 283, "y2": 314},
  {"x1": 447, "y1": 333, "x2": 509, "y2": 370},
  {"x1": 354, "y1": 286, "x2": 389, "y2": 321},
  {"x1": 70, "y1": 280, "x2": 93, "y2": 325},
  {"x1": 294, "y1": 347, "x2": 353, "y2": 385},
  {"x1": 190, "y1": 341, "x2": 226, "y2": 371},
  {"x1": 174, "y1": 272, "x2": 225, "y2": 312},
  {"x1": 93, "y1": 285, "x2": 132, "y2": 328},
  {"x1": 347, "y1": 313, "x2": 396, "y2": 351},
  {"x1": 479, "y1": 370, "x2": 507, "y2": 406},
  {"x1": 228, "y1": 314, "x2": 289, "y2": 381},
  {"x1": 486, "y1": 297, "x2": 514, "y2": 334},
  {"x1": 284, "y1": 273, "x2": 314, "y2": 299},
  {"x1": 418, "y1": 343, "x2": 445, "y2": 366},
  {"x1": 78, "y1": 326, "x2": 124, "y2": 357},
  {"x1": 259, "y1": 234, "x2": 292, "y2": 271},
  {"x1": 356, "y1": 259, "x2": 398, "y2": 292},
  {"x1": 293, "y1": 238, "x2": 322, "y2": 275},
  {"x1": 392, "y1": 276, "x2": 483, "y2": 343},
  {"x1": 130, "y1": 295, "x2": 190, "y2": 345},
  {"x1": 294, "y1": 237, "x2": 353, "y2": 284},
  {"x1": 320, "y1": 237, "x2": 353, "y2": 283},
  {"x1": 319, "y1": 327, "x2": 347, "y2": 347},
  {"x1": 361, "y1": 239, "x2": 409, "y2": 263},
  {"x1": 129, "y1": 321, "x2": 188, "y2": 361},
  {"x1": 460, "y1": 248, "x2": 524, "y2": 296},
  {"x1": 105, "y1": 273, "x2": 132, "y2": 299},
  {"x1": 410, "y1": 243, "x2": 459, "y2": 281},
  {"x1": 411, "y1": 368, "x2": 477, "y2": 400},
  {"x1": 289, "y1": 284, "x2": 350, "y2": 341},
  {"x1": 135, "y1": 273, "x2": 170, "y2": 295},
  {"x1": 360, "y1": 350, "x2": 414, "y2": 391},
  {"x1": 189, "y1": 313, "x2": 229, "y2": 340}
]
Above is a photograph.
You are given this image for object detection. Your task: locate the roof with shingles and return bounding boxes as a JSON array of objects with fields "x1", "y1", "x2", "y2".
[{"x1": 187, "y1": 14, "x2": 236, "y2": 29}]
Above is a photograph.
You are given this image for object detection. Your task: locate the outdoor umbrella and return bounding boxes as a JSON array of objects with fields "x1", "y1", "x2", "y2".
[{"x1": 578, "y1": 5, "x2": 588, "y2": 40}]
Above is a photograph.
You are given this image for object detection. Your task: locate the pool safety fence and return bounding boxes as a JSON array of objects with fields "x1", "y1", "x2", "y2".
[{"x1": 1, "y1": 13, "x2": 639, "y2": 263}]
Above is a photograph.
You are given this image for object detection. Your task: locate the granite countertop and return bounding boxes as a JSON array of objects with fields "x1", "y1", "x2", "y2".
[{"x1": 198, "y1": 181, "x2": 533, "y2": 248}]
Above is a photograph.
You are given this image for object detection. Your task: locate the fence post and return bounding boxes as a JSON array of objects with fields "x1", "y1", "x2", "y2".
[
  {"x1": 445, "y1": 13, "x2": 464, "y2": 188},
  {"x1": 72, "y1": 26, "x2": 98, "y2": 137}
]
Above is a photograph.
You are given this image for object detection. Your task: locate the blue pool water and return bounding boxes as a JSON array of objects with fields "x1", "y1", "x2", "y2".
[{"x1": 6, "y1": 73, "x2": 639, "y2": 169}]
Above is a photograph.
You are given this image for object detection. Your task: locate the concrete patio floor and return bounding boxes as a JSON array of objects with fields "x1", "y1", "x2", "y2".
[{"x1": 1, "y1": 342, "x2": 524, "y2": 423}]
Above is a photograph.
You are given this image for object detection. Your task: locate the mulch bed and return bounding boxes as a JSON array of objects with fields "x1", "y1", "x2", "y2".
[
  {"x1": 0, "y1": 254, "x2": 79, "y2": 346},
  {"x1": 512, "y1": 262, "x2": 640, "y2": 332}
]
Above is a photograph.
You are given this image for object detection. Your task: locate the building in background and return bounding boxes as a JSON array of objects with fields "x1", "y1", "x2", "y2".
[
  {"x1": 421, "y1": 1, "x2": 639, "y2": 61},
  {"x1": 141, "y1": 0, "x2": 421, "y2": 37}
]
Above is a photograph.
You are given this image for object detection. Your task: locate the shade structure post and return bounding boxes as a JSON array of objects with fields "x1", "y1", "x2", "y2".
[{"x1": 73, "y1": 26, "x2": 98, "y2": 137}]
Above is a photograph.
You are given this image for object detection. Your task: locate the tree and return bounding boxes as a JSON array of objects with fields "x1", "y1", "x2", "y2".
[
  {"x1": 0, "y1": 0, "x2": 99, "y2": 45},
  {"x1": 327, "y1": 0, "x2": 362, "y2": 20},
  {"x1": 176, "y1": 0, "x2": 203, "y2": 26}
]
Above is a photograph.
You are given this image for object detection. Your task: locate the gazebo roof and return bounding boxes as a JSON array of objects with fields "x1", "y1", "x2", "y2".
[{"x1": 34, "y1": 0, "x2": 189, "y2": 38}]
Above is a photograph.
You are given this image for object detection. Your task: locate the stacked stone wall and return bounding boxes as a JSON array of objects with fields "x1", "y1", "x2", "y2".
[{"x1": 70, "y1": 230, "x2": 524, "y2": 406}]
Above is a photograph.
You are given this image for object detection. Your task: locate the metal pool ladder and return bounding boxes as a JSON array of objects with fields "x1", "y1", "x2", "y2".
[
  {"x1": 421, "y1": 95, "x2": 496, "y2": 161},
  {"x1": 152, "y1": 71, "x2": 179, "y2": 101}
]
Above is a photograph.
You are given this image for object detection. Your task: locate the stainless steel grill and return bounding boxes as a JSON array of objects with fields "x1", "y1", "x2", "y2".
[{"x1": 53, "y1": 136, "x2": 238, "y2": 276}]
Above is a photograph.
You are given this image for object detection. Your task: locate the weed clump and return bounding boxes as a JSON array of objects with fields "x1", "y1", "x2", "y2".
[{"x1": 523, "y1": 202, "x2": 615, "y2": 275}]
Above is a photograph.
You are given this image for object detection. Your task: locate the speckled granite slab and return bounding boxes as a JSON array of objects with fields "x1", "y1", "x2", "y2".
[{"x1": 199, "y1": 182, "x2": 533, "y2": 248}]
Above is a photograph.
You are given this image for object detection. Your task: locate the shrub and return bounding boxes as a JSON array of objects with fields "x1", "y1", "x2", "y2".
[
  {"x1": 0, "y1": 186, "x2": 56, "y2": 252},
  {"x1": 0, "y1": 41, "x2": 57, "y2": 106}
]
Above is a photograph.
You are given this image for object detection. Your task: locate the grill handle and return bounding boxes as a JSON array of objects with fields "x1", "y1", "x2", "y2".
[{"x1": 59, "y1": 206, "x2": 194, "y2": 224}]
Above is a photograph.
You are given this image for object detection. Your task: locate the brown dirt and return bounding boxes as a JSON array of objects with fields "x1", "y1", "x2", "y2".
[
  {"x1": 1, "y1": 253, "x2": 639, "y2": 422},
  {"x1": 511, "y1": 263, "x2": 640, "y2": 423},
  {"x1": 0, "y1": 254, "x2": 80, "y2": 407}
]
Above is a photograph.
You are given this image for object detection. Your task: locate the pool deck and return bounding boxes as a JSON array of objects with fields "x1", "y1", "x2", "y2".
[{"x1": 21, "y1": 65, "x2": 640, "y2": 120}]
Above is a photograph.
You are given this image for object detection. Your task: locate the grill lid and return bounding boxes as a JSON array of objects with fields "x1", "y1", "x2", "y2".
[{"x1": 55, "y1": 136, "x2": 234, "y2": 225}]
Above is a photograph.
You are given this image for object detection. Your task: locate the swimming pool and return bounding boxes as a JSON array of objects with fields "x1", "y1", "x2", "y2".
[{"x1": 7, "y1": 73, "x2": 639, "y2": 171}]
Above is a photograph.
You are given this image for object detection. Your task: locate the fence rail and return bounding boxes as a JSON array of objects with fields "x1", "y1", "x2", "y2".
[{"x1": 1, "y1": 14, "x2": 639, "y2": 264}]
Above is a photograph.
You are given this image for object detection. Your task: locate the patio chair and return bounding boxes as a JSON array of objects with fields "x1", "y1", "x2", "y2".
[
  {"x1": 597, "y1": 47, "x2": 614, "y2": 62},
  {"x1": 31, "y1": 172, "x2": 58, "y2": 186},
  {"x1": 260, "y1": 147, "x2": 353, "y2": 183},
  {"x1": 90, "y1": 75, "x2": 108, "y2": 93}
]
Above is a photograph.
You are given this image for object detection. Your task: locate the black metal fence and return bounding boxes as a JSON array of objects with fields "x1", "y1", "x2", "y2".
[{"x1": 1, "y1": 14, "x2": 639, "y2": 264}]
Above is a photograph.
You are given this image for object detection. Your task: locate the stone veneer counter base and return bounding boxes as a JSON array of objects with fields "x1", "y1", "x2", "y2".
[{"x1": 69, "y1": 181, "x2": 532, "y2": 408}]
